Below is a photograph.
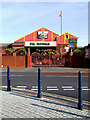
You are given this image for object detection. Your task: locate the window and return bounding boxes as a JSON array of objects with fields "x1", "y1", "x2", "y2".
[
  {"x1": 70, "y1": 44, "x2": 74, "y2": 48},
  {"x1": 66, "y1": 35, "x2": 68, "y2": 39}
]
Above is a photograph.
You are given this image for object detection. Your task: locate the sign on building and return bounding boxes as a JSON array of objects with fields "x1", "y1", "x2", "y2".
[
  {"x1": 25, "y1": 41, "x2": 56, "y2": 47},
  {"x1": 69, "y1": 39, "x2": 77, "y2": 43},
  {"x1": 37, "y1": 31, "x2": 48, "y2": 39}
]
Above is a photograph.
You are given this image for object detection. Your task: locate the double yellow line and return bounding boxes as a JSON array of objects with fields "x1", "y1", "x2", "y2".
[
  {"x1": 0, "y1": 86, "x2": 90, "y2": 105},
  {"x1": 12, "y1": 86, "x2": 90, "y2": 105}
]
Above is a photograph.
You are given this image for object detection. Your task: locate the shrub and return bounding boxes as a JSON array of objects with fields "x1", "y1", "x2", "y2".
[
  {"x1": 5, "y1": 48, "x2": 13, "y2": 56},
  {"x1": 73, "y1": 49, "x2": 82, "y2": 56},
  {"x1": 5, "y1": 48, "x2": 13, "y2": 53},
  {"x1": 16, "y1": 48, "x2": 26, "y2": 56}
]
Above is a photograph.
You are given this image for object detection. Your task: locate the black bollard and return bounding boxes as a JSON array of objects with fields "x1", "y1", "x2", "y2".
[
  {"x1": 37, "y1": 68, "x2": 42, "y2": 98},
  {"x1": 78, "y1": 71, "x2": 83, "y2": 110},
  {"x1": 7, "y1": 65, "x2": 11, "y2": 91}
]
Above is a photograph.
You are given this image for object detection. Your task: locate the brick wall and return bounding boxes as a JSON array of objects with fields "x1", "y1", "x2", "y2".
[{"x1": 56, "y1": 44, "x2": 68, "y2": 54}]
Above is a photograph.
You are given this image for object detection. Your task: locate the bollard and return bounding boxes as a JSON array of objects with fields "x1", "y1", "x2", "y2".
[
  {"x1": 7, "y1": 65, "x2": 11, "y2": 91},
  {"x1": 78, "y1": 71, "x2": 83, "y2": 110},
  {"x1": 37, "y1": 68, "x2": 42, "y2": 98}
]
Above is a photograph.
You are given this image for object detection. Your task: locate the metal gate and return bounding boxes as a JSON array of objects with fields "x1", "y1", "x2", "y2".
[{"x1": 31, "y1": 49, "x2": 65, "y2": 67}]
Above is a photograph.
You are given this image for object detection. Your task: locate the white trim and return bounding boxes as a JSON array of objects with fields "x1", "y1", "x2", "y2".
[{"x1": 25, "y1": 41, "x2": 56, "y2": 47}]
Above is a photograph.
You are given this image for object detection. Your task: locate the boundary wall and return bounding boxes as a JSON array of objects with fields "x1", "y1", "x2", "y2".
[{"x1": 0, "y1": 53, "x2": 88, "y2": 68}]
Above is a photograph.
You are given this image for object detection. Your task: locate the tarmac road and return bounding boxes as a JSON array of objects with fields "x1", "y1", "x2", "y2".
[{"x1": 1, "y1": 71, "x2": 89, "y2": 102}]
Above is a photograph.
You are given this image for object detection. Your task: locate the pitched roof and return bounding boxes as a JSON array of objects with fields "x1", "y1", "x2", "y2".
[
  {"x1": 0, "y1": 43, "x2": 12, "y2": 47},
  {"x1": 14, "y1": 27, "x2": 59, "y2": 42},
  {"x1": 57, "y1": 32, "x2": 78, "y2": 38}
]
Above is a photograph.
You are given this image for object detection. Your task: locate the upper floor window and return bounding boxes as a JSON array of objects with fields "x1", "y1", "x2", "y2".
[{"x1": 66, "y1": 35, "x2": 68, "y2": 39}]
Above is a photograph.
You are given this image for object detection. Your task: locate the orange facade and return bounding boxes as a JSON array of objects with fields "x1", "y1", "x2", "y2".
[
  {"x1": 13, "y1": 27, "x2": 78, "y2": 54},
  {"x1": 56, "y1": 32, "x2": 78, "y2": 47},
  {"x1": 14, "y1": 27, "x2": 58, "y2": 43}
]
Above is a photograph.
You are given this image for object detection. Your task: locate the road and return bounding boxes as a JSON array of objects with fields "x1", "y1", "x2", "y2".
[{"x1": 1, "y1": 72, "x2": 89, "y2": 102}]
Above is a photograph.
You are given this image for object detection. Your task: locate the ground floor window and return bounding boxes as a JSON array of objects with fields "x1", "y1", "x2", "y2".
[
  {"x1": 26, "y1": 47, "x2": 56, "y2": 54},
  {"x1": 70, "y1": 44, "x2": 74, "y2": 48}
]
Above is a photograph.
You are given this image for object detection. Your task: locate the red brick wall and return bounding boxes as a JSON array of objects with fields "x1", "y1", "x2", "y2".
[
  {"x1": 56, "y1": 44, "x2": 68, "y2": 54},
  {"x1": 57, "y1": 34, "x2": 64, "y2": 44}
]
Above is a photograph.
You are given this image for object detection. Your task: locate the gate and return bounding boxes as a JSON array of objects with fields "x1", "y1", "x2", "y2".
[{"x1": 31, "y1": 49, "x2": 65, "y2": 67}]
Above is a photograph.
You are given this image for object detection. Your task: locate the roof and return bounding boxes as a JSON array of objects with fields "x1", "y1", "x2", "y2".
[
  {"x1": 57, "y1": 32, "x2": 78, "y2": 38},
  {"x1": 14, "y1": 27, "x2": 59, "y2": 43},
  {"x1": 0, "y1": 43, "x2": 13, "y2": 47},
  {"x1": 12, "y1": 42, "x2": 24, "y2": 46}
]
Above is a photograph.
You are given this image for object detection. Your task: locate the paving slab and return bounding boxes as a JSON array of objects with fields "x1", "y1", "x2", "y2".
[
  {"x1": 0, "y1": 67, "x2": 89, "y2": 73},
  {"x1": 0, "y1": 89, "x2": 90, "y2": 119}
]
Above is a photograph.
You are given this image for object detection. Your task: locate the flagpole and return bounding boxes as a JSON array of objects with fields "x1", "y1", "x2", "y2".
[
  {"x1": 60, "y1": 11, "x2": 62, "y2": 60},
  {"x1": 61, "y1": 11, "x2": 62, "y2": 35},
  {"x1": 61, "y1": 11, "x2": 62, "y2": 59}
]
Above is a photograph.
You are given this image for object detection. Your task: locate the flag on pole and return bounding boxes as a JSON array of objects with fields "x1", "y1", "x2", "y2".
[{"x1": 59, "y1": 11, "x2": 62, "y2": 17}]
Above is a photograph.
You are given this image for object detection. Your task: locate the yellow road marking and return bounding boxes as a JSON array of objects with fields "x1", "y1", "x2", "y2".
[{"x1": 0, "y1": 86, "x2": 90, "y2": 104}]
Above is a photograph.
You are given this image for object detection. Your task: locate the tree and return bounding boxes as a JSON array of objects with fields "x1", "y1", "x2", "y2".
[
  {"x1": 5, "y1": 48, "x2": 13, "y2": 56},
  {"x1": 73, "y1": 49, "x2": 82, "y2": 56},
  {"x1": 16, "y1": 48, "x2": 26, "y2": 56}
]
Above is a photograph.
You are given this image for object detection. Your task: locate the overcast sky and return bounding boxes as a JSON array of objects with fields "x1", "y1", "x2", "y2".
[{"x1": 1, "y1": 1, "x2": 88, "y2": 47}]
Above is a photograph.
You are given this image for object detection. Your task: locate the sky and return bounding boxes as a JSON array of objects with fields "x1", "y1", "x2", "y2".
[{"x1": 1, "y1": 1, "x2": 89, "y2": 47}]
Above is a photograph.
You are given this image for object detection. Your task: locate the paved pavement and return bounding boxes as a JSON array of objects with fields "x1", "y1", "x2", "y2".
[
  {"x1": 0, "y1": 67, "x2": 89, "y2": 73},
  {"x1": 0, "y1": 87, "x2": 90, "y2": 119}
]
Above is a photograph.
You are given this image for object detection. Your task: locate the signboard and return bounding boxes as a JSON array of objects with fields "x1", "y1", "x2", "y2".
[
  {"x1": 25, "y1": 41, "x2": 56, "y2": 47},
  {"x1": 69, "y1": 39, "x2": 77, "y2": 43},
  {"x1": 37, "y1": 31, "x2": 48, "y2": 39}
]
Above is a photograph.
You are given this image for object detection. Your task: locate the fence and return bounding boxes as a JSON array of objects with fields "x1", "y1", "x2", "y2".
[
  {"x1": 68, "y1": 56, "x2": 85, "y2": 68},
  {"x1": 0, "y1": 51, "x2": 86, "y2": 68},
  {"x1": 1, "y1": 56, "x2": 26, "y2": 67},
  {"x1": 31, "y1": 54, "x2": 65, "y2": 67}
]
